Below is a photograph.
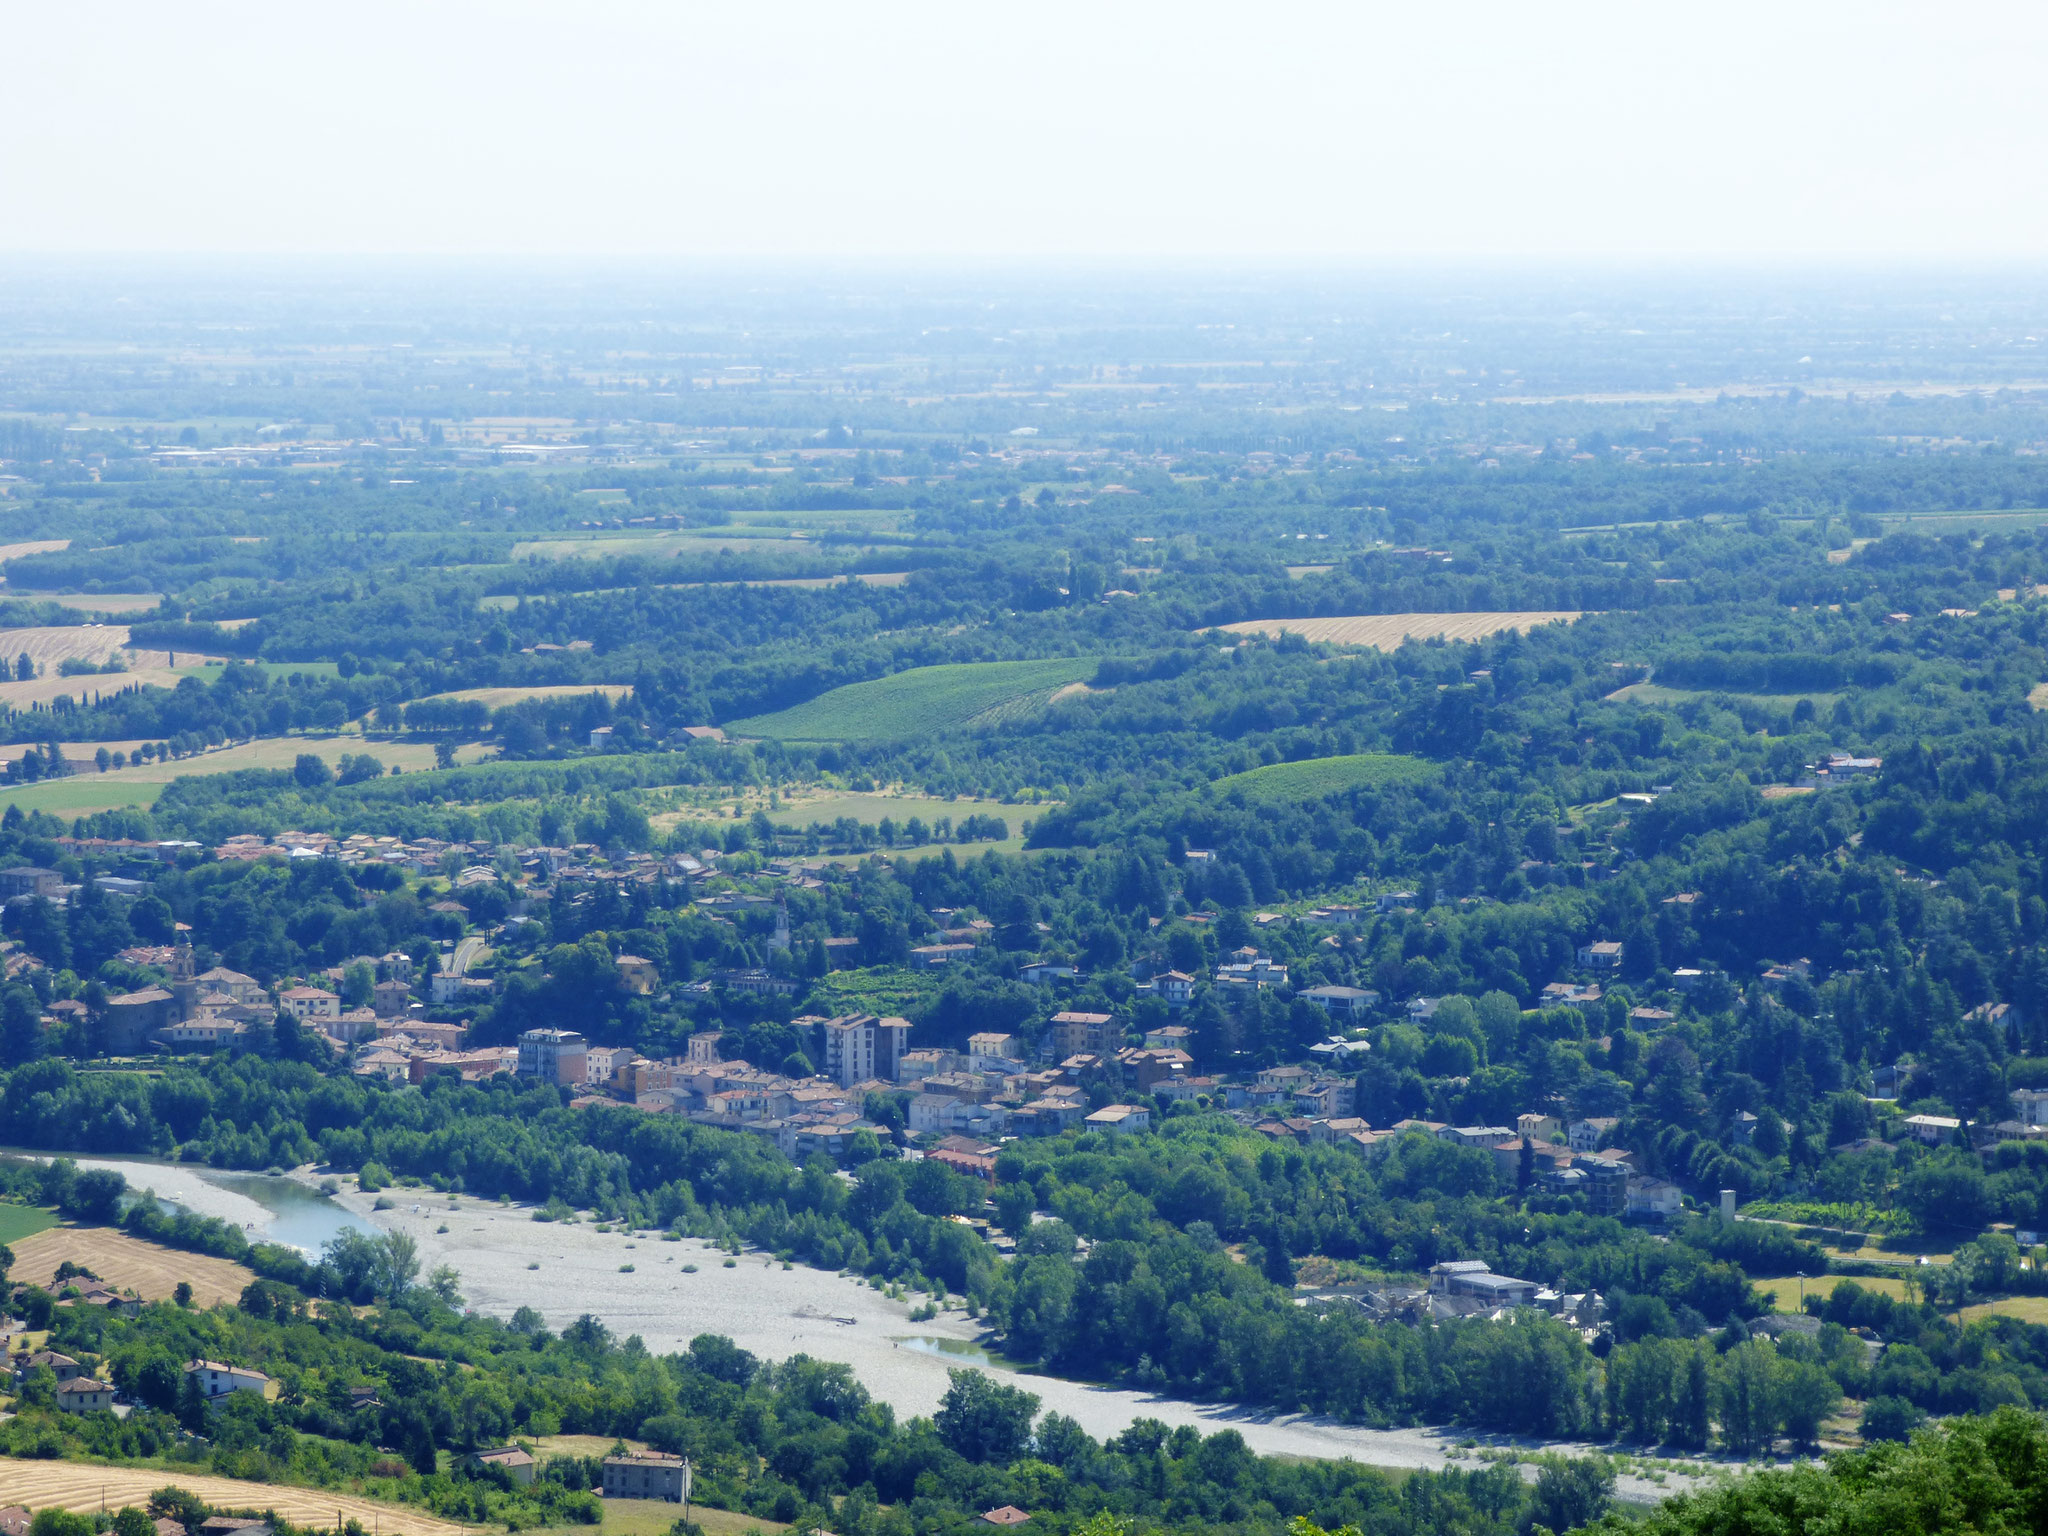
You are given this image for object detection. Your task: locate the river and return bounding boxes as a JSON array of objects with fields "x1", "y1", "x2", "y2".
[
  {"x1": 19, "y1": 1153, "x2": 1704, "y2": 1498},
  {"x1": 5, "y1": 1150, "x2": 375, "y2": 1256}
]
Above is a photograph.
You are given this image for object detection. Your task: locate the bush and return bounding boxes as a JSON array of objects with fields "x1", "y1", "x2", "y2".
[
  {"x1": 1859, "y1": 1395, "x2": 1928, "y2": 1443},
  {"x1": 357, "y1": 1161, "x2": 391, "y2": 1193}
]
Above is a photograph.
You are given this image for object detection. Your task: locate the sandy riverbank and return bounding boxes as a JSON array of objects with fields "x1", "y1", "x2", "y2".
[
  {"x1": 6, "y1": 1151, "x2": 278, "y2": 1230},
  {"x1": 332, "y1": 1183, "x2": 1717, "y2": 1500}
]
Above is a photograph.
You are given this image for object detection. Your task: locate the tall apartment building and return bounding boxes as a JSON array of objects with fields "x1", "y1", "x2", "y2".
[
  {"x1": 517, "y1": 1028, "x2": 588, "y2": 1086},
  {"x1": 820, "y1": 1013, "x2": 912, "y2": 1086}
]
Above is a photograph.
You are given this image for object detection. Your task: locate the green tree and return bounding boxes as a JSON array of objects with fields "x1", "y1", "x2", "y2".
[
  {"x1": 1776, "y1": 1359, "x2": 1841, "y2": 1450},
  {"x1": 341, "y1": 960, "x2": 375, "y2": 1008},
  {"x1": 935, "y1": 1367, "x2": 1039, "y2": 1463},
  {"x1": 1672, "y1": 1345, "x2": 1713, "y2": 1450},
  {"x1": 1858, "y1": 1395, "x2": 1926, "y2": 1443},
  {"x1": 1898, "y1": 1151, "x2": 1992, "y2": 1235},
  {"x1": 1526, "y1": 1457, "x2": 1614, "y2": 1533},
  {"x1": 1715, "y1": 1339, "x2": 1780, "y2": 1456}
]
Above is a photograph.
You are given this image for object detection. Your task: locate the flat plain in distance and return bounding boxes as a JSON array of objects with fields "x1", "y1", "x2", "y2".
[{"x1": 1213, "y1": 612, "x2": 1584, "y2": 649}]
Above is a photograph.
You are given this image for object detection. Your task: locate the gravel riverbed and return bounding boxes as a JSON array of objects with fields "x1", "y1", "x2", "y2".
[{"x1": 331, "y1": 1183, "x2": 1716, "y2": 1500}]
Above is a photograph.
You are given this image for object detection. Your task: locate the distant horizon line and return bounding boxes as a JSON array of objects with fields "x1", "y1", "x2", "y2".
[{"x1": 2, "y1": 251, "x2": 2047, "y2": 273}]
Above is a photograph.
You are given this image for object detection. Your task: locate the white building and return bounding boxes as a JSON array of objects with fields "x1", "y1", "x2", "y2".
[
  {"x1": 1085, "y1": 1104, "x2": 1151, "y2": 1135},
  {"x1": 185, "y1": 1358, "x2": 274, "y2": 1400},
  {"x1": 278, "y1": 986, "x2": 341, "y2": 1021}
]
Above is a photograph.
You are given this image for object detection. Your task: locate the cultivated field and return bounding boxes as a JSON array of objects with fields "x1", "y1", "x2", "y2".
[
  {"x1": 1876, "y1": 508, "x2": 2048, "y2": 531},
  {"x1": 0, "y1": 734, "x2": 484, "y2": 819},
  {"x1": 1214, "y1": 612, "x2": 1584, "y2": 648},
  {"x1": 771, "y1": 790, "x2": 1042, "y2": 829},
  {"x1": 0, "y1": 668, "x2": 200, "y2": 711},
  {"x1": 512, "y1": 530, "x2": 889, "y2": 561},
  {"x1": 1606, "y1": 682, "x2": 1841, "y2": 710},
  {"x1": 0, "y1": 539, "x2": 73, "y2": 563},
  {"x1": 0, "y1": 624, "x2": 136, "y2": 669},
  {"x1": 0, "y1": 591, "x2": 166, "y2": 615},
  {"x1": 1284, "y1": 564, "x2": 1335, "y2": 578},
  {"x1": 0, "y1": 1458, "x2": 473, "y2": 1536},
  {"x1": 0, "y1": 1201, "x2": 58, "y2": 1244},
  {"x1": 0, "y1": 625, "x2": 225, "y2": 673},
  {"x1": 8, "y1": 1223, "x2": 255, "y2": 1306},
  {"x1": 0, "y1": 626, "x2": 227, "y2": 710},
  {"x1": 480, "y1": 571, "x2": 910, "y2": 610},
  {"x1": 680, "y1": 570, "x2": 910, "y2": 590},
  {"x1": 1749, "y1": 1274, "x2": 1917, "y2": 1313},
  {"x1": 1960, "y1": 1294, "x2": 2048, "y2": 1326},
  {"x1": 412, "y1": 684, "x2": 631, "y2": 708},
  {"x1": 564, "y1": 1499, "x2": 786, "y2": 1536},
  {"x1": 728, "y1": 658, "x2": 1096, "y2": 742},
  {"x1": 1208, "y1": 753, "x2": 1437, "y2": 803},
  {"x1": 2032, "y1": 682, "x2": 2048, "y2": 711}
]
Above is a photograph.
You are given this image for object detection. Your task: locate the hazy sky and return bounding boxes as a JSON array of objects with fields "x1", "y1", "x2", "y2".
[{"x1": 8, "y1": 1, "x2": 2048, "y2": 259}]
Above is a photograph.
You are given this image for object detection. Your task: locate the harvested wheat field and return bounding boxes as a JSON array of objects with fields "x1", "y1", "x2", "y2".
[
  {"x1": 0, "y1": 667, "x2": 196, "y2": 711},
  {"x1": 0, "y1": 539, "x2": 73, "y2": 563},
  {"x1": 8, "y1": 1224, "x2": 255, "y2": 1307},
  {"x1": 1214, "y1": 612, "x2": 1585, "y2": 649},
  {"x1": 0, "y1": 623, "x2": 218, "y2": 669},
  {"x1": 0, "y1": 1458, "x2": 474, "y2": 1536},
  {"x1": 31, "y1": 592, "x2": 168, "y2": 616},
  {"x1": 0, "y1": 625, "x2": 138, "y2": 670}
]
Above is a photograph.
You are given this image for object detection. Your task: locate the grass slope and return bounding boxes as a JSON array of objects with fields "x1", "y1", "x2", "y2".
[
  {"x1": 0, "y1": 1202, "x2": 58, "y2": 1244},
  {"x1": 1209, "y1": 753, "x2": 1437, "y2": 803},
  {"x1": 1607, "y1": 682, "x2": 1842, "y2": 710},
  {"x1": 0, "y1": 734, "x2": 480, "y2": 819},
  {"x1": 729, "y1": 658, "x2": 1095, "y2": 741}
]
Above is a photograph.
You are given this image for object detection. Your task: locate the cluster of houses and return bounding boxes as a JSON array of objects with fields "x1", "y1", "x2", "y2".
[
  {"x1": 4, "y1": 1345, "x2": 273, "y2": 1418},
  {"x1": 495, "y1": 1002, "x2": 1687, "y2": 1223},
  {"x1": 82, "y1": 938, "x2": 461, "y2": 1057},
  {"x1": 1327, "y1": 1259, "x2": 1607, "y2": 1333}
]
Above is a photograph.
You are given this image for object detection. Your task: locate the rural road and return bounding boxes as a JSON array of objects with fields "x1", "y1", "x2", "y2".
[{"x1": 446, "y1": 936, "x2": 490, "y2": 975}]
